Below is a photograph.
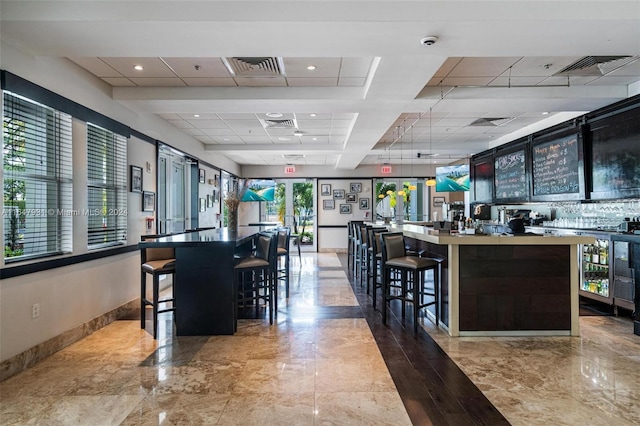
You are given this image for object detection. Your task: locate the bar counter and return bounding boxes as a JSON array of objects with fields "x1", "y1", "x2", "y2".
[
  {"x1": 387, "y1": 224, "x2": 594, "y2": 337},
  {"x1": 139, "y1": 226, "x2": 269, "y2": 335}
]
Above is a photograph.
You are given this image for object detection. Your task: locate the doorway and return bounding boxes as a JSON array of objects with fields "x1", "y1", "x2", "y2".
[{"x1": 265, "y1": 179, "x2": 317, "y2": 252}]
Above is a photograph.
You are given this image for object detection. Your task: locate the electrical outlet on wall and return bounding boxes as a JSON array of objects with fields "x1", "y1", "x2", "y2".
[{"x1": 32, "y1": 303, "x2": 40, "y2": 319}]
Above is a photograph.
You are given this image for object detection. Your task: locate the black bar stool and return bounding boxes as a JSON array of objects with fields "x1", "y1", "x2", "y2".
[
  {"x1": 367, "y1": 227, "x2": 388, "y2": 307},
  {"x1": 140, "y1": 235, "x2": 176, "y2": 339},
  {"x1": 276, "y1": 226, "x2": 292, "y2": 298},
  {"x1": 381, "y1": 232, "x2": 440, "y2": 333},
  {"x1": 234, "y1": 231, "x2": 278, "y2": 324}
]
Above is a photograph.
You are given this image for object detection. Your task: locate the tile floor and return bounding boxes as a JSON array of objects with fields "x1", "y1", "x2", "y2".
[{"x1": 1, "y1": 252, "x2": 639, "y2": 425}]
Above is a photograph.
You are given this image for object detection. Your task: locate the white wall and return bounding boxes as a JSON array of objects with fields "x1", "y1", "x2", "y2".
[
  {"x1": 0, "y1": 42, "x2": 241, "y2": 363},
  {"x1": 197, "y1": 166, "x2": 221, "y2": 229}
]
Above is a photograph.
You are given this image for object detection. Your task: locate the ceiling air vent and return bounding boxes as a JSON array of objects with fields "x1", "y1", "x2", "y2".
[
  {"x1": 554, "y1": 56, "x2": 637, "y2": 77},
  {"x1": 261, "y1": 119, "x2": 297, "y2": 129},
  {"x1": 222, "y1": 57, "x2": 286, "y2": 77},
  {"x1": 469, "y1": 117, "x2": 515, "y2": 127}
]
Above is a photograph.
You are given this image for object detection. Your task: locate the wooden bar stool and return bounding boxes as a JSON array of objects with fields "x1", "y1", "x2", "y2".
[
  {"x1": 381, "y1": 232, "x2": 440, "y2": 333},
  {"x1": 140, "y1": 235, "x2": 176, "y2": 339}
]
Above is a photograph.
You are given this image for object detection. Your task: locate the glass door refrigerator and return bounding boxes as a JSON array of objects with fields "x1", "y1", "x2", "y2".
[{"x1": 580, "y1": 234, "x2": 613, "y2": 305}]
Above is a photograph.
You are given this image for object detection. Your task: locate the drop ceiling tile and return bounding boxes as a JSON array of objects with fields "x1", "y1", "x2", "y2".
[
  {"x1": 178, "y1": 113, "x2": 219, "y2": 120},
  {"x1": 158, "y1": 113, "x2": 182, "y2": 120},
  {"x1": 100, "y1": 57, "x2": 176, "y2": 77},
  {"x1": 224, "y1": 119, "x2": 265, "y2": 130},
  {"x1": 339, "y1": 57, "x2": 373, "y2": 78},
  {"x1": 329, "y1": 136, "x2": 345, "y2": 144},
  {"x1": 332, "y1": 113, "x2": 356, "y2": 120},
  {"x1": 283, "y1": 57, "x2": 341, "y2": 78},
  {"x1": 182, "y1": 128, "x2": 205, "y2": 136},
  {"x1": 338, "y1": 77, "x2": 366, "y2": 86},
  {"x1": 297, "y1": 119, "x2": 332, "y2": 128},
  {"x1": 183, "y1": 77, "x2": 237, "y2": 86},
  {"x1": 302, "y1": 136, "x2": 329, "y2": 144},
  {"x1": 128, "y1": 77, "x2": 186, "y2": 86},
  {"x1": 448, "y1": 57, "x2": 521, "y2": 77},
  {"x1": 328, "y1": 128, "x2": 348, "y2": 136},
  {"x1": 286, "y1": 77, "x2": 338, "y2": 86},
  {"x1": 234, "y1": 77, "x2": 287, "y2": 87},
  {"x1": 330, "y1": 119, "x2": 353, "y2": 128},
  {"x1": 69, "y1": 57, "x2": 122, "y2": 77},
  {"x1": 202, "y1": 128, "x2": 237, "y2": 136},
  {"x1": 266, "y1": 128, "x2": 297, "y2": 137},
  {"x1": 187, "y1": 119, "x2": 228, "y2": 129},
  {"x1": 216, "y1": 113, "x2": 258, "y2": 120},
  {"x1": 168, "y1": 120, "x2": 195, "y2": 129},
  {"x1": 101, "y1": 77, "x2": 136, "y2": 86},
  {"x1": 161, "y1": 57, "x2": 230, "y2": 77}
]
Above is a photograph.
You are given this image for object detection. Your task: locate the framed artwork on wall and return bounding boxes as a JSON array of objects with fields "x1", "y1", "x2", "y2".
[
  {"x1": 346, "y1": 193, "x2": 357, "y2": 203},
  {"x1": 142, "y1": 191, "x2": 155, "y2": 212},
  {"x1": 339, "y1": 204, "x2": 351, "y2": 214},
  {"x1": 130, "y1": 165, "x2": 143, "y2": 193},
  {"x1": 359, "y1": 198, "x2": 370, "y2": 210},
  {"x1": 333, "y1": 189, "x2": 345, "y2": 199},
  {"x1": 199, "y1": 168, "x2": 206, "y2": 184},
  {"x1": 350, "y1": 182, "x2": 362, "y2": 193},
  {"x1": 323, "y1": 199, "x2": 335, "y2": 210},
  {"x1": 321, "y1": 183, "x2": 332, "y2": 196},
  {"x1": 199, "y1": 198, "x2": 206, "y2": 212}
]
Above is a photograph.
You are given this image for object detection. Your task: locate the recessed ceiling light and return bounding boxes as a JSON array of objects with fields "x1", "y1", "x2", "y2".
[
  {"x1": 307, "y1": 65, "x2": 316, "y2": 70},
  {"x1": 542, "y1": 111, "x2": 549, "y2": 115},
  {"x1": 194, "y1": 114, "x2": 200, "y2": 118},
  {"x1": 266, "y1": 112, "x2": 283, "y2": 118},
  {"x1": 310, "y1": 113, "x2": 317, "y2": 117},
  {"x1": 134, "y1": 65, "x2": 144, "y2": 71},
  {"x1": 223, "y1": 138, "x2": 229, "y2": 141},
  {"x1": 278, "y1": 137, "x2": 291, "y2": 141},
  {"x1": 312, "y1": 137, "x2": 317, "y2": 141}
]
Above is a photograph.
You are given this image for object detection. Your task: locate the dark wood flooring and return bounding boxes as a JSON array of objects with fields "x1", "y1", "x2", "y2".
[{"x1": 337, "y1": 255, "x2": 510, "y2": 426}]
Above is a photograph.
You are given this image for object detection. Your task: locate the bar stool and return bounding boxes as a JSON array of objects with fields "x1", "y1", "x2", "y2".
[
  {"x1": 348, "y1": 220, "x2": 364, "y2": 277},
  {"x1": 276, "y1": 226, "x2": 291, "y2": 298},
  {"x1": 234, "y1": 231, "x2": 278, "y2": 324},
  {"x1": 367, "y1": 227, "x2": 388, "y2": 307},
  {"x1": 140, "y1": 235, "x2": 176, "y2": 339},
  {"x1": 380, "y1": 232, "x2": 440, "y2": 333}
]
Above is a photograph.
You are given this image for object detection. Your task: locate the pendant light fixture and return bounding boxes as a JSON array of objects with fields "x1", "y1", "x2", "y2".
[
  {"x1": 397, "y1": 124, "x2": 405, "y2": 196},
  {"x1": 426, "y1": 107, "x2": 437, "y2": 187},
  {"x1": 408, "y1": 121, "x2": 417, "y2": 191}
]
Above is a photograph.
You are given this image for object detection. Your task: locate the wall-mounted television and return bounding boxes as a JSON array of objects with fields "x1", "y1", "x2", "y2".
[
  {"x1": 435, "y1": 164, "x2": 470, "y2": 192},
  {"x1": 241, "y1": 179, "x2": 276, "y2": 202}
]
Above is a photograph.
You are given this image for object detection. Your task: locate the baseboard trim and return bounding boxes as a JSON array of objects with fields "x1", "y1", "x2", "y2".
[{"x1": 0, "y1": 299, "x2": 138, "y2": 382}]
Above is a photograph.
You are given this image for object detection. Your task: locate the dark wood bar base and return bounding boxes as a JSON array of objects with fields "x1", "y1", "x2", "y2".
[{"x1": 459, "y1": 245, "x2": 571, "y2": 331}]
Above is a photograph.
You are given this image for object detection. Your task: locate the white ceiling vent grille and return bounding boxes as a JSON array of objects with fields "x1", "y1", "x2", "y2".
[
  {"x1": 554, "y1": 56, "x2": 637, "y2": 76},
  {"x1": 222, "y1": 57, "x2": 286, "y2": 77},
  {"x1": 261, "y1": 119, "x2": 297, "y2": 129},
  {"x1": 282, "y1": 154, "x2": 306, "y2": 164},
  {"x1": 470, "y1": 117, "x2": 515, "y2": 127}
]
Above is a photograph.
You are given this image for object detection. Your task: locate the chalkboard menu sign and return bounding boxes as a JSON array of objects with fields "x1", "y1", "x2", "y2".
[
  {"x1": 494, "y1": 149, "x2": 526, "y2": 200},
  {"x1": 532, "y1": 135, "x2": 580, "y2": 196}
]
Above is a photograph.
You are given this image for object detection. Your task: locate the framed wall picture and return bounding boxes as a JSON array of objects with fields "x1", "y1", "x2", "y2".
[
  {"x1": 321, "y1": 183, "x2": 332, "y2": 196},
  {"x1": 130, "y1": 165, "x2": 143, "y2": 193},
  {"x1": 433, "y1": 196, "x2": 445, "y2": 207},
  {"x1": 207, "y1": 194, "x2": 214, "y2": 208},
  {"x1": 359, "y1": 198, "x2": 370, "y2": 210},
  {"x1": 142, "y1": 191, "x2": 155, "y2": 212},
  {"x1": 199, "y1": 198, "x2": 206, "y2": 212},
  {"x1": 350, "y1": 182, "x2": 362, "y2": 193},
  {"x1": 199, "y1": 168, "x2": 206, "y2": 184},
  {"x1": 323, "y1": 199, "x2": 335, "y2": 210},
  {"x1": 339, "y1": 203, "x2": 352, "y2": 214},
  {"x1": 333, "y1": 189, "x2": 345, "y2": 199},
  {"x1": 346, "y1": 193, "x2": 357, "y2": 203}
]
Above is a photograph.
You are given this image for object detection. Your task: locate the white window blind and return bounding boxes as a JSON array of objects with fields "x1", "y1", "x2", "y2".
[
  {"x1": 87, "y1": 123, "x2": 127, "y2": 248},
  {"x1": 3, "y1": 91, "x2": 73, "y2": 261}
]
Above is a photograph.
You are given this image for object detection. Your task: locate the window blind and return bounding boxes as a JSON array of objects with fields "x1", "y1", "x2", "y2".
[
  {"x1": 3, "y1": 91, "x2": 73, "y2": 261},
  {"x1": 87, "y1": 123, "x2": 127, "y2": 248}
]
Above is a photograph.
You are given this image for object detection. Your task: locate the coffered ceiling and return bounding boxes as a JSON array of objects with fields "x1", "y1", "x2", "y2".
[{"x1": 1, "y1": 1, "x2": 639, "y2": 171}]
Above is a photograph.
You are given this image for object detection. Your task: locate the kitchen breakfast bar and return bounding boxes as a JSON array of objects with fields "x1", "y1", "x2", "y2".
[
  {"x1": 138, "y1": 227, "x2": 268, "y2": 336},
  {"x1": 388, "y1": 224, "x2": 594, "y2": 337}
]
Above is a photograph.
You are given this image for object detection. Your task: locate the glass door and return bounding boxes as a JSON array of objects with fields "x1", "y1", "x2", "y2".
[
  {"x1": 158, "y1": 145, "x2": 191, "y2": 235},
  {"x1": 267, "y1": 179, "x2": 317, "y2": 252}
]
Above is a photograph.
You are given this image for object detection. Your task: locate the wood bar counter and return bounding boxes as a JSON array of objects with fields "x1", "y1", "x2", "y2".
[
  {"x1": 389, "y1": 224, "x2": 594, "y2": 337},
  {"x1": 138, "y1": 227, "x2": 266, "y2": 336}
]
